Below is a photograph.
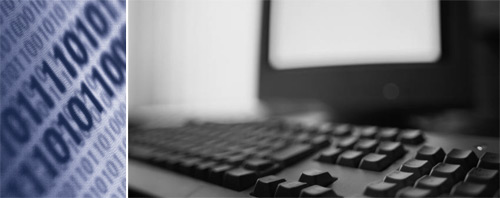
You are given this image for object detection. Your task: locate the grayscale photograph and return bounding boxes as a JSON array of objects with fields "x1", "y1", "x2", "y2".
[{"x1": 127, "y1": 0, "x2": 499, "y2": 197}]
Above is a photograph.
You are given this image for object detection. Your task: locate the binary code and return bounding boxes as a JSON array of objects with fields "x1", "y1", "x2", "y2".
[{"x1": 0, "y1": 0, "x2": 126, "y2": 197}]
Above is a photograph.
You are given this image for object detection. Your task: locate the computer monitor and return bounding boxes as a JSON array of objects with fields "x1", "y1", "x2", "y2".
[{"x1": 259, "y1": 0, "x2": 473, "y2": 124}]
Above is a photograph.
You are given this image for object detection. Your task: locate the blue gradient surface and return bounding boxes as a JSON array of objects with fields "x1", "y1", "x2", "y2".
[{"x1": 0, "y1": 0, "x2": 126, "y2": 197}]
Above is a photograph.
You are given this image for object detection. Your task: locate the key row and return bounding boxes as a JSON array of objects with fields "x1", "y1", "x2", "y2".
[
  {"x1": 365, "y1": 166, "x2": 499, "y2": 197},
  {"x1": 415, "y1": 146, "x2": 499, "y2": 170},
  {"x1": 316, "y1": 141, "x2": 406, "y2": 171},
  {"x1": 314, "y1": 124, "x2": 425, "y2": 145},
  {"x1": 251, "y1": 170, "x2": 340, "y2": 198},
  {"x1": 150, "y1": 154, "x2": 275, "y2": 191},
  {"x1": 131, "y1": 126, "x2": 331, "y2": 162},
  {"x1": 130, "y1": 143, "x2": 325, "y2": 191},
  {"x1": 179, "y1": 122, "x2": 426, "y2": 146}
]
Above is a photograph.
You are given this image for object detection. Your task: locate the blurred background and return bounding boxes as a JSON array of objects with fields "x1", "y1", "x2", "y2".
[
  {"x1": 129, "y1": 0, "x2": 262, "y2": 125},
  {"x1": 129, "y1": 0, "x2": 498, "y2": 136}
]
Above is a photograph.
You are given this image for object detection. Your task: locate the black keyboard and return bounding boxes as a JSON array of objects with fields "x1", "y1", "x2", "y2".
[{"x1": 129, "y1": 121, "x2": 499, "y2": 197}]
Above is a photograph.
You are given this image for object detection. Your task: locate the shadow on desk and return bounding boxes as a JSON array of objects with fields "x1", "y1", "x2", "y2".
[{"x1": 129, "y1": 187, "x2": 156, "y2": 198}]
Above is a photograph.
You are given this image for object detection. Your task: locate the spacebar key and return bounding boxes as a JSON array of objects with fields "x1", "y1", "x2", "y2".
[{"x1": 271, "y1": 144, "x2": 314, "y2": 166}]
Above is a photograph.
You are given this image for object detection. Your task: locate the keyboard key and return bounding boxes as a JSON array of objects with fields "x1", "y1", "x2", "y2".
[
  {"x1": 384, "y1": 170, "x2": 419, "y2": 187},
  {"x1": 376, "y1": 128, "x2": 399, "y2": 141},
  {"x1": 359, "y1": 153, "x2": 392, "y2": 171},
  {"x1": 198, "y1": 149, "x2": 219, "y2": 160},
  {"x1": 275, "y1": 181, "x2": 310, "y2": 198},
  {"x1": 337, "y1": 150, "x2": 364, "y2": 167},
  {"x1": 295, "y1": 133, "x2": 311, "y2": 143},
  {"x1": 158, "y1": 154, "x2": 184, "y2": 170},
  {"x1": 208, "y1": 164, "x2": 234, "y2": 185},
  {"x1": 377, "y1": 141, "x2": 406, "y2": 161},
  {"x1": 243, "y1": 158, "x2": 274, "y2": 171},
  {"x1": 395, "y1": 186, "x2": 435, "y2": 198},
  {"x1": 430, "y1": 163, "x2": 467, "y2": 183},
  {"x1": 223, "y1": 168, "x2": 258, "y2": 191},
  {"x1": 255, "y1": 149, "x2": 273, "y2": 159},
  {"x1": 354, "y1": 139, "x2": 379, "y2": 154},
  {"x1": 194, "y1": 161, "x2": 218, "y2": 180},
  {"x1": 443, "y1": 149, "x2": 479, "y2": 170},
  {"x1": 282, "y1": 124, "x2": 302, "y2": 133},
  {"x1": 271, "y1": 144, "x2": 314, "y2": 166},
  {"x1": 299, "y1": 185, "x2": 340, "y2": 197},
  {"x1": 241, "y1": 146, "x2": 260, "y2": 156},
  {"x1": 178, "y1": 157, "x2": 203, "y2": 175},
  {"x1": 212, "y1": 151, "x2": 237, "y2": 162},
  {"x1": 316, "y1": 148, "x2": 343, "y2": 164},
  {"x1": 451, "y1": 182, "x2": 490, "y2": 197},
  {"x1": 364, "y1": 181, "x2": 401, "y2": 197},
  {"x1": 225, "y1": 154, "x2": 247, "y2": 166},
  {"x1": 129, "y1": 146, "x2": 157, "y2": 161},
  {"x1": 415, "y1": 146, "x2": 445, "y2": 165},
  {"x1": 316, "y1": 123, "x2": 334, "y2": 136},
  {"x1": 298, "y1": 169, "x2": 337, "y2": 187},
  {"x1": 333, "y1": 124, "x2": 351, "y2": 137},
  {"x1": 337, "y1": 136, "x2": 359, "y2": 150},
  {"x1": 414, "y1": 175, "x2": 453, "y2": 195},
  {"x1": 399, "y1": 159, "x2": 432, "y2": 178},
  {"x1": 309, "y1": 135, "x2": 331, "y2": 149},
  {"x1": 357, "y1": 126, "x2": 378, "y2": 139},
  {"x1": 397, "y1": 129, "x2": 425, "y2": 145},
  {"x1": 478, "y1": 152, "x2": 499, "y2": 170},
  {"x1": 464, "y1": 167, "x2": 499, "y2": 186},
  {"x1": 269, "y1": 140, "x2": 288, "y2": 152},
  {"x1": 187, "y1": 146, "x2": 208, "y2": 156},
  {"x1": 250, "y1": 175, "x2": 286, "y2": 197}
]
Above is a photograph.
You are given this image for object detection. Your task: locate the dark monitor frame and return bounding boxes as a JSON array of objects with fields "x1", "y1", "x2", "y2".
[{"x1": 258, "y1": 0, "x2": 474, "y2": 121}]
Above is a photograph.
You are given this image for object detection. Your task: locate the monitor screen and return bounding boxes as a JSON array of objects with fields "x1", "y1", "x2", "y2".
[
  {"x1": 259, "y1": 0, "x2": 473, "y2": 124},
  {"x1": 269, "y1": 0, "x2": 441, "y2": 69}
]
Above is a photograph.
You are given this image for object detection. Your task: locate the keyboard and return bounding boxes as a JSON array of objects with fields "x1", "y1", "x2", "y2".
[{"x1": 129, "y1": 121, "x2": 499, "y2": 197}]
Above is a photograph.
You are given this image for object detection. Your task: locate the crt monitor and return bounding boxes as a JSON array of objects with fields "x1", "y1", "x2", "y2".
[{"x1": 258, "y1": 0, "x2": 475, "y2": 125}]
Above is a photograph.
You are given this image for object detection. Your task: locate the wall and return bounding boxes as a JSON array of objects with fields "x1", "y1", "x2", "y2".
[{"x1": 129, "y1": 0, "x2": 261, "y2": 114}]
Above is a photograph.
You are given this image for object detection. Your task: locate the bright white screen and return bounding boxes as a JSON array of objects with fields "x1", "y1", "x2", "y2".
[{"x1": 270, "y1": 0, "x2": 441, "y2": 69}]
